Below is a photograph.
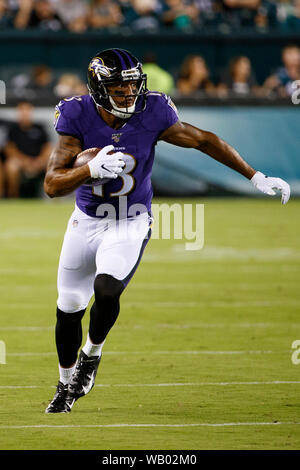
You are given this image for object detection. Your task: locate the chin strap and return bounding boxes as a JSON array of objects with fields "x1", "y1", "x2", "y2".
[{"x1": 108, "y1": 96, "x2": 137, "y2": 119}]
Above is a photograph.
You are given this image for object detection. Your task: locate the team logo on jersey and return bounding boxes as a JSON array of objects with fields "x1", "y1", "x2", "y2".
[
  {"x1": 89, "y1": 58, "x2": 111, "y2": 78},
  {"x1": 167, "y1": 96, "x2": 178, "y2": 117},
  {"x1": 112, "y1": 133, "x2": 122, "y2": 143},
  {"x1": 54, "y1": 106, "x2": 60, "y2": 128}
]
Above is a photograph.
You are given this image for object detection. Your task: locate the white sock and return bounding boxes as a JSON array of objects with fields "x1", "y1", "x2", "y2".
[
  {"x1": 82, "y1": 334, "x2": 105, "y2": 358},
  {"x1": 59, "y1": 364, "x2": 75, "y2": 385}
]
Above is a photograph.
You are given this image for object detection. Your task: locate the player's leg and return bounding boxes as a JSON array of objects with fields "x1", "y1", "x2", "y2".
[
  {"x1": 92, "y1": 212, "x2": 152, "y2": 343},
  {"x1": 67, "y1": 213, "x2": 152, "y2": 403},
  {"x1": 45, "y1": 214, "x2": 96, "y2": 413}
]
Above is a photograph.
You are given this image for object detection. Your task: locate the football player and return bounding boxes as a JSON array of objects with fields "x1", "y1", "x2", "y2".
[{"x1": 44, "y1": 48, "x2": 290, "y2": 413}]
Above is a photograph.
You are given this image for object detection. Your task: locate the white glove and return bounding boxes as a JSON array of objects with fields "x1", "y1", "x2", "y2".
[
  {"x1": 88, "y1": 145, "x2": 125, "y2": 180},
  {"x1": 251, "y1": 171, "x2": 290, "y2": 205}
]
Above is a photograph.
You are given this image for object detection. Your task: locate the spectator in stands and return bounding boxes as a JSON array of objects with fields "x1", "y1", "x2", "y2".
[
  {"x1": 9, "y1": 70, "x2": 32, "y2": 100},
  {"x1": 142, "y1": 52, "x2": 175, "y2": 94},
  {"x1": 89, "y1": 0, "x2": 123, "y2": 29},
  {"x1": 49, "y1": 0, "x2": 88, "y2": 33},
  {"x1": 276, "y1": 0, "x2": 294, "y2": 25},
  {"x1": 176, "y1": 54, "x2": 215, "y2": 96},
  {"x1": 193, "y1": 0, "x2": 220, "y2": 27},
  {"x1": 263, "y1": 44, "x2": 300, "y2": 97},
  {"x1": 122, "y1": 0, "x2": 162, "y2": 31},
  {"x1": 161, "y1": 0, "x2": 199, "y2": 29},
  {"x1": 4, "y1": 101, "x2": 52, "y2": 198},
  {"x1": 28, "y1": 0, "x2": 64, "y2": 31},
  {"x1": 219, "y1": 0, "x2": 277, "y2": 29},
  {"x1": 217, "y1": 0, "x2": 258, "y2": 28},
  {"x1": 14, "y1": 0, "x2": 34, "y2": 29},
  {"x1": 54, "y1": 73, "x2": 87, "y2": 97},
  {"x1": 0, "y1": 0, "x2": 13, "y2": 29},
  {"x1": 9, "y1": 64, "x2": 54, "y2": 100},
  {"x1": 194, "y1": 0, "x2": 215, "y2": 13},
  {"x1": 30, "y1": 64, "x2": 54, "y2": 96},
  {"x1": 217, "y1": 56, "x2": 261, "y2": 96},
  {"x1": 14, "y1": 0, "x2": 66, "y2": 31},
  {"x1": 0, "y1": 119, "x2": 10, "y2": 197},
  {"x1": 282, "y1": 0, "x2": 300, "y2": 31},
  {"x1": 254, "y1": 0, "x2": 278, "y2": 30}
]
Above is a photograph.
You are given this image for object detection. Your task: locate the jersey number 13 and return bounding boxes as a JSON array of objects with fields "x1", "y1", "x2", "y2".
[{"x1": 92, "y1": 153, "x2": 136, "y2": 197}]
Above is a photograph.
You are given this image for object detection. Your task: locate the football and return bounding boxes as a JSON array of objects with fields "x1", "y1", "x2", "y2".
[{"x1": 73, "y1": 147, "x2": 111, "y2": 186}]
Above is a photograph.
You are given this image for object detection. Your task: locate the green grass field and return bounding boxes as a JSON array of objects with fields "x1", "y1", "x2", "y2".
[{"x1": 0, "y1": 197, "x2": 300, "y2": 450}]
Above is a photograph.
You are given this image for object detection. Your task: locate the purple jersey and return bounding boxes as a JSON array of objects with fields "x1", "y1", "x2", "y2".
[{"x1": 54, "y1": 92, "x2": 178, "y2": 218}]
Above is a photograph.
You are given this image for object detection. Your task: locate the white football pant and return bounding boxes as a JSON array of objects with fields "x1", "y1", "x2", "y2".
[{"x1": 57, "y1": 205, "x2": 152, "y2": 313}]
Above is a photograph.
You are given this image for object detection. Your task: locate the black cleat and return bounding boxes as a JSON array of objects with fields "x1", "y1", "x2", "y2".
[
  {"x1": 45, "y1": 381, "x2": 71, "y2": 414},
  {"x1": 67, "y1": 351, "x2": 101, "y2": 407}
]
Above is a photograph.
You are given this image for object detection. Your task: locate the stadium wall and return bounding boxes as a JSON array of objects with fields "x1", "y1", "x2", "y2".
[{"x1": 1, "y1": 30, "x2": 300, "y2": 84}]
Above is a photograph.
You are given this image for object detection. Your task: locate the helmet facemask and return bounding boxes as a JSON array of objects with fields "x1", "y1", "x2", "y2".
[{"x1": 106, "y1": 75, "x2": 146, "y2": 119}]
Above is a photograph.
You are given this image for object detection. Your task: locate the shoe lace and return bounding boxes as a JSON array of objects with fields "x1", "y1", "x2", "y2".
[
  {"x1": 53, "y1": 384, "x2": 68, "y2": 406},
  {"x1": 71, "y1": 357, "x2": 96, "y2": 388}
]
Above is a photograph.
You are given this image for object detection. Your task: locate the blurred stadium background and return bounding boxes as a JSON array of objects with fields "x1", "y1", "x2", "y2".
[{"x1": 0, "y1": 0, "x2": 300, "y2": 198}]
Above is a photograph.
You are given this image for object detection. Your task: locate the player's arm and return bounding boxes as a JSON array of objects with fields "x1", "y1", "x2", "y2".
[
  {"x1": 44, "y1": 135, "x2": 90, "y2": 198},
  {"x1": 160, "y1": 120, "x2": 256, "y2": 179},
  {"x1": 44, "y1": 136, "x2": 125, "y2": 198},
  {"x1": 160, "y1": 120, "x2": 290, "y2": 204}
]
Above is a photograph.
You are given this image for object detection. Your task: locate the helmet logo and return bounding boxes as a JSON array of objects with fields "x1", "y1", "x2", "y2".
[
  {"x1": 89, "y1": 58, "x2": 112, "y2": 77},
  {"x1": 54, "y1": 106, "x2": 60, "y2": 127}
]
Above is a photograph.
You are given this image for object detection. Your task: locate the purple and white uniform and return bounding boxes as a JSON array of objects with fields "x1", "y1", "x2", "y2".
[
  {"x1": 55, "y1": 92, "x2": 178, "y2": 219},
  {"x1": 55, "y1": 92, "x2": 179, "y2": 312}
]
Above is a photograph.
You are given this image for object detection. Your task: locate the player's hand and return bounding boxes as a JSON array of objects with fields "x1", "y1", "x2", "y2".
[
  {"x1": 87, "y1": 145, "x2": 125, "y2": 180},
  {"x1": 251, "y1": 171, "x2": 290, "y2": 205}
]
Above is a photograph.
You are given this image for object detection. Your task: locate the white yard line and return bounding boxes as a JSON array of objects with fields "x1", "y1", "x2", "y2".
[
  {"x1": 4, "y1": 304, "x2": 48, "y2": 310},
  {"x1": 123, "y1": 300, "x2": 300, "y2": 307},
  {"x1": 1, "y1": 323, "x2": 299, "y2": 331},
  {"x1": 0, "y1": 230, "x2": 61, "y2": 240},
  {"x1": 0, "y1": 422, "x2": 299, "y2": 429},
  {"x1": 0, "y1": 327, "x2": 52, "y2": 331},
  {"x1": 6, "y1": 350, "x2": 282, "y2": 357},
  {"x1": 1, "y1": 381, "x2": 299, "y2": 390},
  {"x1": 94, "y1": 381, "x2": 300, "y2": 387},
  {"x1": 0, "y1": 385, "x2": 38, "y2": 389},
  {"x1": 2, "y1": 300, "x2": 299, "y2": 310}
]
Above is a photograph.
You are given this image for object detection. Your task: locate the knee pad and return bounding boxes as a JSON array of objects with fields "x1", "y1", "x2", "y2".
[{"x1": 57, "y1": 289, "x2": 89, "y2": 314}]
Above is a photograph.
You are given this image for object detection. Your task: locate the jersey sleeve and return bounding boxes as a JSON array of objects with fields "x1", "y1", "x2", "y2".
[
  {"x1": 163, "y1": 94, "x2": 179, "y2": 130},
  {"x1": 146, "y1": 92, "x2": 179, "y2": 135},
  {"x1": 54, "y1": 97, "x2": 83, "y2": 141}
]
